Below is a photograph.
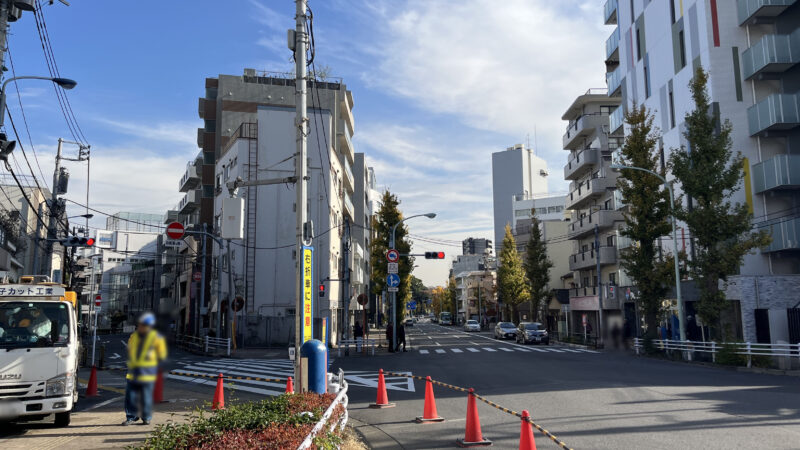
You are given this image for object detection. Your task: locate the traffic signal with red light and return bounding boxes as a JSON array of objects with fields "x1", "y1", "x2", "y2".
[
  {"x1": 424, "y1": 251, "x2": 445, "y2": 259},
  {"x1": 319, "y1": 284, "x2": 325, "y2": 297},
  {"x1": 59, "y1": 236, "x2": 95, "y2": 247}
]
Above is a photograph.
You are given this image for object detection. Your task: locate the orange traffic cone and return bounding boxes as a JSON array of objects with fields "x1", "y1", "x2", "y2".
[
  {"x1": 369, "y1": 369, "x2": 395, "y2": 408},
  {"x1": 153, "y1": 370, "x2": 165, "y2": 403},
  {"x1": 212, "y1": 373, "x2": 225, "y2": 410},
  {"x1": 519, "y1": 410, "x2": 537, "y2": 450},
  {"x1": 416, "y1": 376, "x2": 444, "y2": 423},
  {"x1": 456, "y1": 388, "x2": 492, "y2": 447},
  {"x1": 85, "y1": 365, "x2": 99, "y2": 397},
  {"x1": 285, "y1": 376, "x2": 294, "y2": 394}
]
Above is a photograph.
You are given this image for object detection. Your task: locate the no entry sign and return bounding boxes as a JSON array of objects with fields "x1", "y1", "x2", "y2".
[
  {"x1": 166, "y1": 222, "x2": 185, "y2": 240},
  {"x1": 95, "y1": 294, "x2": 101, "y2": 307}
]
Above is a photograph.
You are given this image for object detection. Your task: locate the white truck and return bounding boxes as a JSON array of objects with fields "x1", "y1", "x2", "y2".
[{"x1": 0, "y1": 279, "x2": 80, "y2": 426}]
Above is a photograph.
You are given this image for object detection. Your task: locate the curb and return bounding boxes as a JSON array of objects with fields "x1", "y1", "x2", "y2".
[{"x1": 632, "y1": 352, "x2": 800, "y2": 377}]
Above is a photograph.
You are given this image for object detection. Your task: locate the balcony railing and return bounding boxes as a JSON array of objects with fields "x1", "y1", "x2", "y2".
[
  {"x1": 569, "y1": 246, "x2": 617, "y2": 271},
  {"x1": 747, "y1": 92, "x2": 800, "y2": 136},
  {"x1": 737, "y1": 0, "x2": 797, "y2": 25},
  {"x1": 566, "y1": 176, "x2": 616, "y2": 210},
  {"x1": 179, "y1": 161, "x2": 201, "y2": 192},
  {"x1": 337, "y1": 124, "x2": 354, "y2": 163},
  {"x1": 178, "y1": 190, "x2": 200, "y2": 215},
  {"x1": 606, "y1": 27, "x2": 620, "y2": 62},
  {"x1": 342, "y1": 157, "x2": 355, "y2": 193},
  {"x1": 606, "y1": 66, "x2": 622, "y2": 96},
  {"x1": 604, "y1": 0, "x2": 618, "y2": 24},
  {"x1": 763, "y1": 216, "x2": 800, "y2": 252},
  {"x1": 340, "y1": 97, "x2": 355, "y2": 148},
  {"x1": 563, "y1": 113, "x2": 609, "y2": 149},
  {"x1": 752, "y1": 154, "x2": 800, "y2": 193},
  {"x1": 568, "y1": 209, "x2": 625, "y2": 239},
  {"x1": 343, "y1": 192, "x2": 355, "y2": 218},
  {"x1": 569, "y1": 286, "x2": 597, "y2": 298},
  {"x1": 564, "y1": 148, "x2": 600, "y2": 180},
  {"x1": 609, "y1": 106, "x2": 624, "y2": 134},
  {"x1": 741, "y1": 30, "x2": 800, "y2": 80}
]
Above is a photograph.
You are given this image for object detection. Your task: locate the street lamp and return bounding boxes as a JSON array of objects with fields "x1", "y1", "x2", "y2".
[
  {"x1": 610, "y1": 163, "x2": 686, "y2": 341},
  {"x1": 0, "y1": 76, "x2": 78, "y2": 129},
  {"x1": 389, "y1": 212, "x2": 436, "y2": 350}
]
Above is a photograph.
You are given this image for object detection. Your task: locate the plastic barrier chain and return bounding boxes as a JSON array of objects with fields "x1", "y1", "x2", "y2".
[{"x1": 383, "y1": 370, "x2": 573, "y2": 450}]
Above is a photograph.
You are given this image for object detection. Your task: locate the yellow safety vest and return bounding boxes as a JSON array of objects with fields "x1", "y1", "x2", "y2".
[{"x1": 126, "y1": 330, "x2": 166, "y2": 382}]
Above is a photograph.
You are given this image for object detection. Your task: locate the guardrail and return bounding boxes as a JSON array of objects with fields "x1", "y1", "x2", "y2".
[
  {"x1": 297, "y1": 369, "x2": 349, "y2": 450},
  {"x1": 175, "y1": 334, "x2": 231, "y2": 356},
  {"x1": 634, "y1": 338, "x2": 800, "y2": 367},
  {"x1": 337, "y1": 338, "x2": 377, "y2": 356}
]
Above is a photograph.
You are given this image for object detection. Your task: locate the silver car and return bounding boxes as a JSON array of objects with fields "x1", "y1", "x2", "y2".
[
  {"x1": 463, "y1": 319, "x2": 480, "y2": 332},
  {"x1": 516, "y1": 322, "x2": 549, "y2": 345},
  {"x1": 493, "y1": 322, "x2": 517, "y2": 339}
]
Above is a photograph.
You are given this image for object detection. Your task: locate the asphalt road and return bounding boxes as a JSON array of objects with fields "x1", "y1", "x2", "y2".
[{"x1": 332, "y1": 322, "x2": 800, "y2": 449}]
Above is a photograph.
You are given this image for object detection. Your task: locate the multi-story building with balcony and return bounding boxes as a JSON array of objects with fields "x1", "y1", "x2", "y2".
[
  {"x1": 560, "y1": 87, "x2": 624, "y2": 336},
  {"x1": 208, "y1": 69, "x2": 360, "y2": 346},
  {"x1": 600, "y1": 0, "x2": 800, "y2": 343}
]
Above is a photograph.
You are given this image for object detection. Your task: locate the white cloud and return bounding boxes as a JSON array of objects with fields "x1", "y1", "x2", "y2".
[
  {"x1": 95, "y1": 118, "x2": 198, "y2": 148},
  {"x1": 366, "y1": 0, "x2": 608, "y2": 163}
]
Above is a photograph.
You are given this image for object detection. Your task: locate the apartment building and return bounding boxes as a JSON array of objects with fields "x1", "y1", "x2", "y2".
[
  {"x1": 560, "y1": 89, "x2": 624, "y2": 337},
  {"x1": 602, "y1": 0, "x2": 800, "y2": 342},
  {"x1": 491, "y1": 144, "x2": 550, "y2": 254},
  {"x1": 462, "y1": 237, "x2": 492, "y2": 256},
  {"x1": 0, "y1": 178, "x2": 51, "y2": 281},
  {"x1": 353, "y1": 153, "x2": 377, "y2": 319},
  {"x1": 210, "y1": 69, "x2": 361, "y2": 346}
]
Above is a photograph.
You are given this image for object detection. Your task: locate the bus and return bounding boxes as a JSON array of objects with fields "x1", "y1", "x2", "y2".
[{"x1": 439, "y1": 311, "x2": 452, "y2": 326}]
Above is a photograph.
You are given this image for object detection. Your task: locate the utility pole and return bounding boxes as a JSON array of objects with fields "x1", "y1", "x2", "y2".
[
  {"x1": 293, "y1": 0, "x2": 310, "y2": 387},
  {"x1": 44, "y1": 138, "x2": 64, "y2": 280},
  {"x1": 594, "y1": 224, "x2": 604, "y2": 346},
  {"x1": 197, "y1": 223, "x2": 207, "y2": 336}
]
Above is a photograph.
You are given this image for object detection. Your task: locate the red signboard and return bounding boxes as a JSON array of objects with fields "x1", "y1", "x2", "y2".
[{"x1": 95, "y1": 294, "x2": 101, "y2": 307}]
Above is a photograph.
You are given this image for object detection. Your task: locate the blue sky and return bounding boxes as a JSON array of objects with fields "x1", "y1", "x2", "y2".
[{"x1": 7, "y1": 0, "x2": 609, "y2": 286}]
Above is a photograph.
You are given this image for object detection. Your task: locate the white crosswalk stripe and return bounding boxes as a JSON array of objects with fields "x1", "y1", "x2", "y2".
[
  {"x1": 451, "y1": 348, "x2": 463, "y2": 353},
  {"x1": 435, "y1": 349, "x2": 446, "y2": 354},
  {"x1": 412, "y1": 345, "x2": 600, "y2": 356},
  {"x1": 498, "y1": 347, "x2": 514, "y2": 352},
  {"x1": 484, "y1": 347, "x2": 497, "y2": 352},
  {"x1": 466, "y1": 347, "x2": 480, "y2": 352},
  {"x1": 167, "y1": 358, "x2": 303, "y2": 397},
  {"x1": 419, "y1": 349, "x2": 429, "y2": 354}
]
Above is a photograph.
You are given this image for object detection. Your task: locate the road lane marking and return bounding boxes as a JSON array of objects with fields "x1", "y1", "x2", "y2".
[
  {"x1": 466, "y1": 347, "x2": 479, "y2": 352},
  {"x1": 483, "y1": 348, "x2": 497, "y2": 352},
  {"x1": 451, "y1": 348, "x2": 463, "y2": 353},
  {"x1": 530, "y1": 347, "x2": 547, "y2": 352},
  {"x1": 419, "y1": 349, "x2": 429, "y2": 354},
  {"x1": 435, "y1": 349, "x2": 446, "y2": 354},
  {"x1": 498, "y1": 347, "x2": 513, "y2": 352},
  {"x1": 562, "y1": 349, "x2": 583, "y2": 353},
  {"x1": 547, "y1": 348, "x2": 565, "y2": 352}
]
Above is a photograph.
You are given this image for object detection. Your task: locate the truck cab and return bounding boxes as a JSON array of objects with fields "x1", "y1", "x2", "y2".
[{"x1": 0, "y1": 277, "x2": 79, "y2": 426}]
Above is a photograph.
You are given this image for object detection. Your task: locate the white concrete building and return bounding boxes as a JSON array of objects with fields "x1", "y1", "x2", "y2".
[
  {"x1": 491, "y1": 144, "x2": 550, "y2": 254},
  {"x1": 602, "y1": 0, "x2": 800, "y2": 342},
  {"x1": 213, "y1": 75, "x2": 362, "y2": 346}
]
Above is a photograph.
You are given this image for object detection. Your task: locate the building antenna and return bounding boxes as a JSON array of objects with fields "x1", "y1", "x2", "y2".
[{"x1": 526, "y1": 133, "x2": 531, "y2": 151}]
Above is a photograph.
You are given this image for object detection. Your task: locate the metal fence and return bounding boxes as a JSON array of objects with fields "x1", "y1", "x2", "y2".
[
  {"x1": 634, "y1": 338, "x2": 800, "y2": 369},
  {"x1": 175, "y1": 334, "x2": 231, "y2": 356},
  {"x1": 297, "y1": 369, "x2": 349, "y2": 450}
]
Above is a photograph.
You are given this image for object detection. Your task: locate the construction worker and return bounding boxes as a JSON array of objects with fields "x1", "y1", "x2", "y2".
[{"x1": 122, "y1": 312, "x2": 167, "y2": 426}]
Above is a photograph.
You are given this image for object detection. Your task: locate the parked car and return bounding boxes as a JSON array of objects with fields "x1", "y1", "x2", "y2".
[
  {"x1": 516, "y1": 322, "x2": 549, "y2": 345},
  {"x1": 493, "y1": 321, "x2": 517, "y2": 339},
  {"x1": 463, "y1": 319, "x2": 480, "y2": 332}
]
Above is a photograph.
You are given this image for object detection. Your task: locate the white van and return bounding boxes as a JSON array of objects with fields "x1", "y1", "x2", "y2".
[{"x1": 0, "y1": 280, "x2": 79, "y2": 426}]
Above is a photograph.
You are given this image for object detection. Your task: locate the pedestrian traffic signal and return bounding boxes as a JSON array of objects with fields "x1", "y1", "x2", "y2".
[
  {"x1": 424, "y1": 251, "x2": 445, "y2": 259},
  {"x1": 319, "y1": 284, "x2": 325, "y2": 297},
  {"x1": 59, "y1": 236, "x2": 95, "y2": 247}
]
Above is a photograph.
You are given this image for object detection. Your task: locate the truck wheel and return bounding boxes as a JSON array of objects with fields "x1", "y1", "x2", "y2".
[{"x1": 54, "y1": 411, "x2": 71, "y2": 427}]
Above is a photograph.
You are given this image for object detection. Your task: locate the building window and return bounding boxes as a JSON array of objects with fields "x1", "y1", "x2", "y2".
[
  {"x1": 669, "y1": 0, "x2": 676, "y2": 24},
  {"x1": 607, "y1": 235, "x2": 614, "y2": 247},
  {"x1": 678, "y1": 30, "x2": 687, "y2": 68},
  {"x1": 668, "y1": 91, "x2": 676, "y2": 129},
  {"x1": 636, "y1": 28, "x2": 642, "y2": 61},
  {"x1": 609, "y1": 272, "x2": 617, "y2": 285}
]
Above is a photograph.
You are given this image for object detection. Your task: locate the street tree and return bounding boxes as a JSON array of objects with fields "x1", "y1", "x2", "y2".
[
  {"x1": 497, "y1": 224, "x2": 529, "y2": 322},
  {"x1": 523, "y1": 217, "x2": 553, "y2": 322},
  {"x1": 669, "y1": 68, "x2": 770, "y2": 337},
  {"x1": 431, "y1": 286, "x2": 446, "y2": 315},
  {"x1": 446, "y1": 276, "x2": 458, "y2": 319},
  {"x1": 616, "y1": 104, "x2": 674, "y2": 339},
  {"x1": 369, "y1": 190, "x2": 414, "y2": 329}
]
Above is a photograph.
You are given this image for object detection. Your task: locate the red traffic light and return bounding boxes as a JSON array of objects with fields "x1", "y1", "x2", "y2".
[
  {"x1": 86, "y1": 238, "x2": 95, "y2": 246},
  {"x1": 319, "y1": 284, "x2": 325, "y2": 297},
  {"x1": 424, "y1": 251, "x2": 446, "y2": 259},
  {"x1": 437, "y1": 252, "x2": 445, "y2": 259}
]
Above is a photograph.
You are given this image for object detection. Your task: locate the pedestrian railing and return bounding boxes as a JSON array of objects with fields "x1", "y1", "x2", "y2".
[
  {"x1": 175, "y1": 334, "x2": 231, "y2": 356},
  {"x1": 337, "y1": 338, "x2": 376, "y2": 356},
  {"x1": 297, "y1": 368, "x2": 349, "y2": 450},
  {"x1": 204, "y1": 335, "x2": 232, "y2": 356},
  {"x1": 633, "y1": 338, "x2": 800, "y2": 368}
]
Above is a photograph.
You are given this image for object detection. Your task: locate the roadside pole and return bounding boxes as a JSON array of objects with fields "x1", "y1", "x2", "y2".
[
  {"x1": 198, "y1": 223, "x2": 207, "y2": 336},
  {"x1": 594, "y1": 224, "x2": 604, "y2": 346}
]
